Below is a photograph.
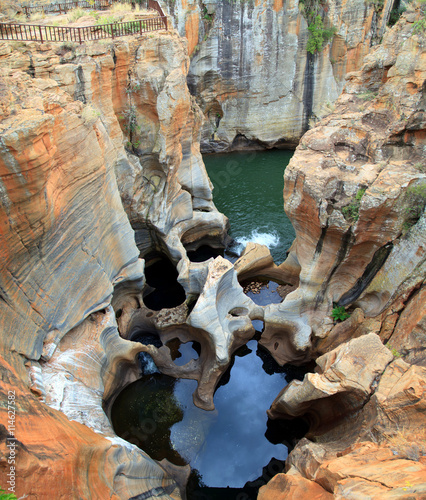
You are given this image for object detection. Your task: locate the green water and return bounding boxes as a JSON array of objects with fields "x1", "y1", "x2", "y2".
[{"x1": 204, "y1": 150, "x2": 295, "y2": 265}]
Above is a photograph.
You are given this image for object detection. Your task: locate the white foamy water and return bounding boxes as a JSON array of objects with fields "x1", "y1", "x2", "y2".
[
  {"x1": 233, "y1": 229, "x2": 280, "y2": 255},
  {"x1": 139, "y1": 352, "x2": 159, "y2": 375}
]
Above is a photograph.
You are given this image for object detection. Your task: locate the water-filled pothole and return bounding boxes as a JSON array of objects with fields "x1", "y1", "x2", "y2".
[
  {"x1": 186, "y1": 245, "x2": 223, "y2": 262},
  {"x1": 143, "y1": 254, "x2": 186, "y2": 310},
  {"x1": 242, "y1": 279, "x2": 284, "y2": 306},
  {"x1": 111, "y1": 337, "x2": 308, "y2": 499},
  {"x1": 204, "y1": 150, "x2": 295, "y2": 265}
]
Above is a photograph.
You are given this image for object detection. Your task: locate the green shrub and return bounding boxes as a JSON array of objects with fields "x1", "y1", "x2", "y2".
[
  {"x1": 369, "y1": 0, "x2": 384, "y2": 13},
  {"x1": 307, "y1": 15, "x2": 337, "y2": 54},
  {"x1": 0, "y1": 488, "x2": 17, "y2": 500},
  {"x1": 331, "y1": 306, "x2": 350, "y2": 322},
  {"x1": 203, "y1": 7, "x2": 213, "y2": 22},
  {"x1": 341, "y1": 188, "x2": 366, "y2": 222},
  {"x1": 413, "y1": 17, "x2": 426, "y2": 33},
  {"x1": 388, "y1": 6, "x2": 406, "y2": 26},
  {"x1": 413, "y1": 0, "x2": 426, "y2": 33}
]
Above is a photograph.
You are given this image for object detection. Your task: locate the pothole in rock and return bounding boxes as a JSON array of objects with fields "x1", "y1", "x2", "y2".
[
  {"x1": 185, "y1": 245, "x2": 223, "y2": 262},
  {"x1": 203, "y1": 150, "x2": 296, "y2": 265},
  {"x1": 166, "y1": 338, "x2": 201, "y2": 366},
  {"x1": 241, "y1": 279, "x2": 285, "y2": 305},
  {"x1": 143, "y1": 253, "x2": 186, "y2": 310},
  {"x1": 111, "y1": 339, "x2": 309, "y2": 499}
]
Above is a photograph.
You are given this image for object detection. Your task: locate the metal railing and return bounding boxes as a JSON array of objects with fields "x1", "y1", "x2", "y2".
[
  {"x1": 0, "y1": 16, "x2": 167, "y2": 43},
  {"x1": 147, "y1": 0, "x2": 165, "y2": 18}
]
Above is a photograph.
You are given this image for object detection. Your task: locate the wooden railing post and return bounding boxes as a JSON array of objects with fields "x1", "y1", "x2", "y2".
[
  {"x1": 39, "y1": 25, "x2": 43, "y2": 42},
  {"x1": 78, "y1": 27, "x2": 82, "y2": 44}
]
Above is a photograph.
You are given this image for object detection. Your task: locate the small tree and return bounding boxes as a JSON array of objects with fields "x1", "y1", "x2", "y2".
[{"x1": 307, "y1": 15, "x2": 337, "y2": 54}]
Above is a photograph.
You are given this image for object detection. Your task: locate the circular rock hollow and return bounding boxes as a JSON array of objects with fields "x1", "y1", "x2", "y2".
[
  {"x1": 111, "y1": 339, "x2": 310, "y2": 499},
  {"x1": 143, "y1": 253, "x2": 186, "y2": 310}
]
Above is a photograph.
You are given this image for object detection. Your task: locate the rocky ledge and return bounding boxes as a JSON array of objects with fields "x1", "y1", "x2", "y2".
[
  {"x1": 0, "y1": 4, "x2": 425, "y2": 500},
  {"x1": 259, "y1": 8, "x2": 426, "y2": 499},
  {"x1": 0, "y1": 25, "x2": 227, "y2": 497}
]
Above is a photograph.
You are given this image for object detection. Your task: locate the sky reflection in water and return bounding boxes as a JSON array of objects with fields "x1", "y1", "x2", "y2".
[{"x1": 171, "y1": 340, "x2": 288, "y2": 487}]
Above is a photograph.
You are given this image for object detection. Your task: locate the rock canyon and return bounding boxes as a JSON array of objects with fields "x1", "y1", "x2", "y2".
[{"x1": 0, "y1": 0, "x2": 425, "y2": 498}]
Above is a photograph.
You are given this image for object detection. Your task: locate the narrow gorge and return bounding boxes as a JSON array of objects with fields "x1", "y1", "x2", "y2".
[{"x1": 0, "y1": 0, "x2": 425, "y2": 498}]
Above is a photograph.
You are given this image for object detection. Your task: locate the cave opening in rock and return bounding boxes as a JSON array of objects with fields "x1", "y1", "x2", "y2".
[
  {"x1": 143, "y1": 252, "x2": 186, "y2": 310},
  {"x1": 185, "y1": 244, "x2": 223, "y2": 262},
  {"x1": 111, "y1": 339, "x2": 310, "y2": 499}
]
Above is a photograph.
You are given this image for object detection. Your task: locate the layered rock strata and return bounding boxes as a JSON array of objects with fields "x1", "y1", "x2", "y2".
[
  {"x1": 0, "y1": 28, "x2": 228, "y2": 293},
  {"x1": 260, "y1": 8, "x2": 426, "y2": 366},
  {"x1": 166, "y1": 0, "x2": 393, "y2": 152},
  {"x1": 259, "y1": 8, "x2": 426, "y2": 498},
  {"x1": 0, "y1": 5, "x2": 425, "y2": 500},
  {"x1": 0, "y1": 26, "x2": 227, "y2": 498},
  {"x1": 261, "y1": 334, "x2": 426, "y2": 498}
]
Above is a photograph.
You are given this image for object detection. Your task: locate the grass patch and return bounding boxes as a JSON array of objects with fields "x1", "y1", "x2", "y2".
[
  {"x1": 29, "y1": 11, "x2": 46, "y2": 21},
  {"x1": 358, "y1": 90, "x2": 378, "y2": 101},
  {"x1": 67, "y1": 7, "x2": 85, "y2": 22},
  {"x1": 81, "y1": 104, "x2": 100, "y2": 126},
  {"x1": 385, "y1": 342, "x2": 402, "y2": 358}
]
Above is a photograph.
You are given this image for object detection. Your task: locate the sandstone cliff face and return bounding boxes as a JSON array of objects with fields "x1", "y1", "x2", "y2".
[
  {"x1": 1, "y1": 30, "x2": 228, "y2": 289},
  {"x1": 259, "y1": 8, "x2": 426, "y2": 498},
  {"x1": 166, "y1": 0, "x2": 393, "y2": 152},
  {"x1": 0, "y1": 5, "x2": 424, "y2": 499},
  {"x1": 260, "y1": 8, "x2": 426, "y2": 366},
  {"x1": 0, "y1": 27, "x2": 227, "y2": 498}
]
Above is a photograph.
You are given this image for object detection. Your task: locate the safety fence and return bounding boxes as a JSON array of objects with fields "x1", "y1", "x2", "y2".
[
  {"x1": 147, "y1": 0, "x2": 164, "y2": 19},
  {"x1": 0, "y1": 0, "x2": 168, "y2": 42},
  {"x1": 0, "y1": 16, "x2": 167, "y2": 42}
]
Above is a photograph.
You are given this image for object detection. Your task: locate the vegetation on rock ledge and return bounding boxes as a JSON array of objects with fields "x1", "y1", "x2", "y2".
[
  {"x1": 307, "y1": 15, "x2": 337, "y2": 54},
  {"x1": 331, "y1": 305, "x2": 351, "y2": 322},
  {"x1": 341, "y1": 188, "x2": 366, "y2": 222}
]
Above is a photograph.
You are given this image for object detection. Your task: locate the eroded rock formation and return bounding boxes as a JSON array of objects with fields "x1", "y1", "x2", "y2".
[
  {"x1": 261, "y1": 8, "x2": 426, "y2": 366},
  {"x1": 260, "y1": 337, "x2": 426, "y2": 498},
  {"x1": 0, "y1": 3, "x2": 425, "y2": 499},
  {"x1": 259, "y1": 7, "x2": 426, "y2": 498},
  {"x1": 0, "y1": 25, "x2": 226, "y2": 498},
  {"x1": 166, "y1": 0, "x2": 393, "y2": 152}
]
